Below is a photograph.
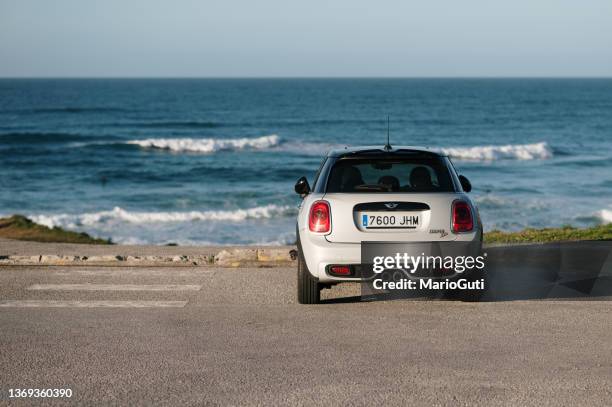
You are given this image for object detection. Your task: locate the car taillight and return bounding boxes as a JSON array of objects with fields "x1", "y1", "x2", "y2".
[
  {"x1": 452, "y1": 200, "x2": 473, "y2": 233},
  {"x1": 329, "y1": 265, "x2": 352, "y2": 276},
  {"x1": 309, "y1": 200, "x2": 331, "y2": 233}
]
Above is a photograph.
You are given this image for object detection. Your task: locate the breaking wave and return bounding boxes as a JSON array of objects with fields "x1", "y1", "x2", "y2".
[
  {"x1": 598, "y1": 209, "x2": 612, "y2": 224},
  {"x1": 272, "y1": 141, "x2": 555, "y2": 160},
  {"x1": 125, "y1": 138, "x2": 555, "y2": 160},
  {"x1": 126, "y1": 134, "x2": 280, "y2": 153},
  {"x1": 441, "y1": 142, "x2": 553, "y2": 161},
  {"x1": 29, "y1": 204, "x2": 297, "y2": 229}
]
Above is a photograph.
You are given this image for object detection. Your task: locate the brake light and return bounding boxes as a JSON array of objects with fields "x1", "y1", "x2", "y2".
[
  {"x1": 452, "y1": 200, "x2": 473, "y2": 233},
  {"x1": 309, "y1": 200, "x2": 331, "y2": 233},
  {"x1": 329, "y1": 265, "x2": 352, "y2": 276}
]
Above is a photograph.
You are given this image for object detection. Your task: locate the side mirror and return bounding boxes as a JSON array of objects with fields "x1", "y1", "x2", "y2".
[
  {"x1": 458, "y1": 175, "x2": 472, "y2": 193},
  {"x1": 294, "y1": 176, "x2": 311, "y2": 196}
]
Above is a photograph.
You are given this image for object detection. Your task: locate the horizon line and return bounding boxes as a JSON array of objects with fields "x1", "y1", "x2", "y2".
[{"x1": 1, "y1": 76, "x2": 611, "y2": 80}]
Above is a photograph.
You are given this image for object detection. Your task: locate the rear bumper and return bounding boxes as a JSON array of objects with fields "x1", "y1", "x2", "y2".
[{"x1": 299, "y1": 231, "x2": 482, "y2": 284}]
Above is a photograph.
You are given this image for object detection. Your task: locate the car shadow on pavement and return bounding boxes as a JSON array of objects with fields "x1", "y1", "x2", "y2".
[
  {"x1": 322, "y1": 241, "x2": 612, "y2": 303},
  {"x1": 321, "y1": 295, "x2": 364, "y2": 304},
  {"x1": 480, "y1": 241, "x2": 612, "y2": 302}
]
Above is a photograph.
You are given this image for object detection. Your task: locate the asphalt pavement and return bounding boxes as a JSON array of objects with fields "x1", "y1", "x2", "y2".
[{"x1": 1, "y1": 259, "x2": 611, "y2": 406}]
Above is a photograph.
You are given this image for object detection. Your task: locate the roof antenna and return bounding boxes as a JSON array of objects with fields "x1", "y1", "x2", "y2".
[{"x1": 384, "y1": 115, "x2": 392, "y2": 151}]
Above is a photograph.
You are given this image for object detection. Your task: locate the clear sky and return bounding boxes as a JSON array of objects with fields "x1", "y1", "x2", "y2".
[{"x1": 1, "y1": 0, "x2": 611, "y2": 77}]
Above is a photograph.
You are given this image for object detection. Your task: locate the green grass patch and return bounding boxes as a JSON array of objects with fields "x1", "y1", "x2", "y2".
[
  {"x1": 1, "y1": 214, "x2": 610, "y2": 246},
  {"x1": 0, "y1": 215, "x2": 112, "y2": 244},
  {"x1": 484, "y1": 224, "x2": 612, "y2": 244}
]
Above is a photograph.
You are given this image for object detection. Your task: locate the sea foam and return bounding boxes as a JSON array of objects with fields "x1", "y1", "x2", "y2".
[
  {"x1": 277, "y1": 140, "x2": 554, "y2": 161},
  {"x1": 598, "y1": 209, "x2": 612, "y2": 224},
  {"x1": 441, "y1": 142, "x2": 553, "y2": 161},
  {"x1": 124, "y1": 136, "x2": 553, "y2": 161},
  {"x1": 126, "y1": 134, "x2": 280, "y2": 153},
  {"x1": 29, "y1": 204, "x2": 296, "y2": 229}
]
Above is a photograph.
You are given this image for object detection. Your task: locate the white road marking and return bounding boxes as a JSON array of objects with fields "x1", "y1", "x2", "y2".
[
  {"x1": 51, "y1": 268, "x2": 215, "y2": 277},
  {"x1": 0, "y1": 300, "x2": 187, "y2": 308},
  {"x1": 27, "y1": 284, "x2": 202, "y2": 291}
]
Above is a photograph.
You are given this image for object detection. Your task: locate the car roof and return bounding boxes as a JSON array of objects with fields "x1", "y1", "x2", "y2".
[{"x1": 327, "y1": 145, "x2": 447, "y2": 158}]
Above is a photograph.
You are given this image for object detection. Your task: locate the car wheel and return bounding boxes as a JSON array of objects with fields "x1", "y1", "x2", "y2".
[{"x1": 297, "y1": 247, "x2": 321, "y2": 304}]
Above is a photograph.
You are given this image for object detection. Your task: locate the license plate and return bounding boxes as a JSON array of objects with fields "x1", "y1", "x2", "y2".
[{"x1": 361, "y1": 212, "x2": 420, "y2": 229}]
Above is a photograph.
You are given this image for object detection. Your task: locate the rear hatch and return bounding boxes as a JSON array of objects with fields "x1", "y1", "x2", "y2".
[{"x1": 324, "y1": 193, "x2": 458, "y2": 243}]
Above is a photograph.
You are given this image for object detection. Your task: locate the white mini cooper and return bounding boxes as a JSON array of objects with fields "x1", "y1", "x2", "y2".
[{"x1": 294, "y1": 145, "x2": 483, "y2": 304}]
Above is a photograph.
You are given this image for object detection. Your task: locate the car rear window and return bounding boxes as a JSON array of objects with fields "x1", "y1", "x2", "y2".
[{"x1": 325, "y1": 157, "x2": 455, "y2": 193}]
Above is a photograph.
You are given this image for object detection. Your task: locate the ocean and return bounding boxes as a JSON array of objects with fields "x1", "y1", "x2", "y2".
[{"x1": 1, "y1": 78, "x2": 611, "y2": 245}]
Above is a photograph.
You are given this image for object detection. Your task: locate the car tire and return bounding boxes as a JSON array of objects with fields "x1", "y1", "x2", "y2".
[{"x1": 297, "y1": 244, "x2": 321, "y2": 304}]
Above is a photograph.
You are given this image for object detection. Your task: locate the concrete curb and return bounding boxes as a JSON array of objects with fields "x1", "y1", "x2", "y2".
[
  {"x1": 215, "y1": 248, "x2": 297, "y2": 267},
  {"x1": 0, "y1": 248, "x2": 297, "y2": 267}
]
